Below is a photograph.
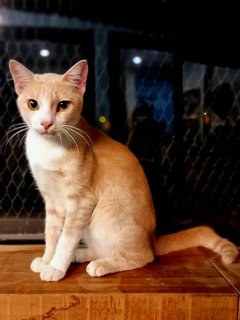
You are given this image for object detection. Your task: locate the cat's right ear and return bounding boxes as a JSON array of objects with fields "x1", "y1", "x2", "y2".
[{"x1": 9, "y1": 59, "x2": 34, "y2": 95}]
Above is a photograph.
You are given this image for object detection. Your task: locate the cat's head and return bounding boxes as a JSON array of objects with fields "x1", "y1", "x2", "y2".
[{"x1": 9, "y1": 59, "x2": 88, "y2": 139}]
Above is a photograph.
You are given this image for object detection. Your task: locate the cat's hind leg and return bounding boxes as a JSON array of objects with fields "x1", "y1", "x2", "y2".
[{"x1": 86, "y1": 254, "x2": 154, "y2": 277}]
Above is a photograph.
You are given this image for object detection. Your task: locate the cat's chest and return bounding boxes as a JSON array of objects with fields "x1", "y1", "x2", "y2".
[{"x1": 26, "y1": 130, "x2": 67, "y2": 171}]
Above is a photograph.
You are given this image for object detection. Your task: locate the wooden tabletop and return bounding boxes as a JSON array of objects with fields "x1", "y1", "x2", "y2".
[{"x1": 0, "y1": 245, "x2": 239, "y2": 320}]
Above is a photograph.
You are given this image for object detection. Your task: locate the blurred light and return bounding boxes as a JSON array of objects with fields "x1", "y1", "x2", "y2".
[
  {"x1": 132, "y1": 56, "x2": 142, "y2": 65},
  {"x1": 99, "y1": 115, "x2": 106, "y2": 123},
  {"x1": 39, "y1": 49, "x2": 50, "y2": 57}
]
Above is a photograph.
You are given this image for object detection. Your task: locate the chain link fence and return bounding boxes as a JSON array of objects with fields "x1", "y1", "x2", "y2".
[{"x1": 0, "y1": 3, "x2": 240, "y2": 243}]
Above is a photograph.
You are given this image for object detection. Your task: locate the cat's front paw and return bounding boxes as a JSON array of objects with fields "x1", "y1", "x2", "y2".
[
  {"x1": 30, "y1": 257, "x2": 48, "y2": 273},
  {"x1": 40, "y1": 264, "x2": 66, "y2": 282}
]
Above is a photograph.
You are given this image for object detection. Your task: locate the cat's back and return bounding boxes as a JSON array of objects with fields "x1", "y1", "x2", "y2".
[{"x1": 90, "y1": 125, "x2": 141, "y2": 170}]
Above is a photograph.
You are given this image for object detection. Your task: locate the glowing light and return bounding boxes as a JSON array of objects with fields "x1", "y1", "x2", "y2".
[
  {"x1": 39, "y1": 49, "x2": 50, "y2": 57},
  {"x1": 99, "y1": 115, "x2": 106, "y2": 123},
  {"x1": 132, "y1": 56, "x2": 142, "y2": 65}
]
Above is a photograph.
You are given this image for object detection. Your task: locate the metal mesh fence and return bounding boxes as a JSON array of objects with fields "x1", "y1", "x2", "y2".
[
  {"x1": 0, "y1": 4, "x2": 240, "y2": 243},
  {"x1": 0, "y1": 24, "x2": 96, "y2": 238}
]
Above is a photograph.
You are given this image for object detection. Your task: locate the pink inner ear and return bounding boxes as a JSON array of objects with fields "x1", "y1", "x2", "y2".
[
  {"x1": 9, "y1": 59, "x2": 34, "y2": 95},
  {"x1": 15, "y1": 82, "x2": 26, "y2": 95},
  {"x1": 62, "y1": 60, "x2": 88, "y2": 95}
]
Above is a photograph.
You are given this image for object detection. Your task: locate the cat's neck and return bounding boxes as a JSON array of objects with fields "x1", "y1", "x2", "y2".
[{"x1": 25, "y1": 117, "x2": 95, "y2": 172}]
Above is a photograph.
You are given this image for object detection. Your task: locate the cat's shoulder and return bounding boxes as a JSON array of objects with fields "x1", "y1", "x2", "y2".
[{"x1": 90, "y1": 127, "x2": 139, "y2": 164}]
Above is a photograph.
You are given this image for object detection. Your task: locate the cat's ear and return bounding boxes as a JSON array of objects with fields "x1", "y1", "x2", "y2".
[
  {"x1": 61, "y1": 60, "x2": 88, "y2": 95},
  {"x1": 9, "y1": 59, "x2": 35, "y2": 95}
]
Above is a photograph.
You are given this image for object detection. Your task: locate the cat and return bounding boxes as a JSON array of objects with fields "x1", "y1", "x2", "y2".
[{"x1": 8, "y1": 59, "x2": 239, "y2": 282}]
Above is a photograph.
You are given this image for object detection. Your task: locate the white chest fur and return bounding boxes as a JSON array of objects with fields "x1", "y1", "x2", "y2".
[
  {"x1": 25, "y1": 130, "x2": 73, "y2": 212},
  {"x1": 26, "y1": 130, "x2": 67, "y2": 171}
]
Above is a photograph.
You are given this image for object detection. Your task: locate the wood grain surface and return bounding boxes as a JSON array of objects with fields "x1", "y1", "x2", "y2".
[
  {"x1": 200, "y1": 246, "x2": 240, "y2": 320},
  {"x1": 0, "y1": 246, "x2": 238, "y2": 320}
]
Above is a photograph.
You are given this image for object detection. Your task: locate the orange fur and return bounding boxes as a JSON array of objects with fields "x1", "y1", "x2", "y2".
[{"x1": 8, "y1": 59, "x2": 239, "y2": 281}]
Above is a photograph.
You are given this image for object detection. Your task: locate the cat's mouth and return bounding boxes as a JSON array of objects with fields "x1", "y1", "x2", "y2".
[
  {"x1": 36, "y1": 127, "x2": 61, "y2": 140},
  {"x1": 42, "y1": 132, "x2": 56, "y2": 137},
  {"x1": 39, "y1": 130, "x2": 57, "y2": 138}
]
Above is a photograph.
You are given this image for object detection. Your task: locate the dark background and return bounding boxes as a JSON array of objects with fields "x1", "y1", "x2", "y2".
[{"x1": 0, "y1": 0, "x2": 240, "y2": 244}]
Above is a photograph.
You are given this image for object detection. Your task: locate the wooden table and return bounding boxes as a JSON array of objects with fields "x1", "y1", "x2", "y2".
[{"x1": 0, "y1": 245, "x2": 239, "y2": 320}]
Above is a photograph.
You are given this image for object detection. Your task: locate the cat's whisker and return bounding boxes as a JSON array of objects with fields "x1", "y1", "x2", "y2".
[
  {"x1": 19, "y1": 133, "x2": 27, "y2": 146},
  {"x1": 5, "y1": 124, "x2": 28, "y2": 139},
  {"x1": 2, "y1": 126, "x2": 18, "y2": 147},
  {"x1": 77, "y1": 128, "x2": 93, "y2": 148},
  {"x1": 2, "y1": 123, "x2": 28, "y2": 143},
  {"x1": 5, "y1": 123, "x2": 28, "y2": 137},
  {"x1": 61, "y1": 128, "x2": 80, "y2": 157},
  {"x1": 66, "y1": 129, "x2": 91, "y2": 150},
  {"x1": 73, "y1": 126, "x2": 93, "y2": 146},
  {"x1": 7, "y1": 123, "x2": 28, "y2": 133},
  {"x1": 2, "y1": 126, "x2": 28, "y2": 154},
  {"x1": 57, "y1": 132, "x2": 63, "y2": 146},
  {"x1": 61, "y1": 124, "x2": 93, "y2": 149},
  {"x1": 57, "y1": 125, "x2": 85, "y2": 147},
  {"x1": 8, "y1": 122, "x2": 27, "y2": 129},
  {"x1": 58, "y1": 128, "x2": 72, "y2": 145},
  {"x1": 6, "y1": 127, "x2": 28, "y2": 144}
]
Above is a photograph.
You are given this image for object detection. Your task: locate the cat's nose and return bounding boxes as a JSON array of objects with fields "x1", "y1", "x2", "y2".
[{"x1": 41, "y1": 121, "x2": 53, "y2": 131}]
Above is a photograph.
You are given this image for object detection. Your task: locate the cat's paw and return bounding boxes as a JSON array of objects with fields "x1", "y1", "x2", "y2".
[
  {"x1": 40, "y1": 264, "x2": 66, "y2": 282},
  {"x1": 86, "y1": 260, "x2": 108, "y2": 277},
  {"x1": 30, "y1": 257, "x2": 48, "y2": 273}
]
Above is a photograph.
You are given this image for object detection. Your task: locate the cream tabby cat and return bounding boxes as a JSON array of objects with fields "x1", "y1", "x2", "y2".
[{"x1": 9, "y1": 59, "x2": 239, "y2": 282}]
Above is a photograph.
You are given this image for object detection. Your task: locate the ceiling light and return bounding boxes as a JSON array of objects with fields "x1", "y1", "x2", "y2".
[
  {"x1": 39, "y1": 49, "x2": 50, "y2": 57},
  {"x1": 132, "y1": 56, "x2": 142, "y2": 65}
]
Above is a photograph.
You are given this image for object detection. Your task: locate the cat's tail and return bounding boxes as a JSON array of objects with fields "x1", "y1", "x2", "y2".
[{"x1": 154, "y1": 226, "x2": 239, "y2": 264}]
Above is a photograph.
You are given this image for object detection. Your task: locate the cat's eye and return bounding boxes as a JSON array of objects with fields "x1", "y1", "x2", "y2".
[
  {"x1": 57, "y1": 101, "x2": 70, "y2": 111},
  {"x1": 28, "y1": 99, "x2": 39, "y2": 111}
]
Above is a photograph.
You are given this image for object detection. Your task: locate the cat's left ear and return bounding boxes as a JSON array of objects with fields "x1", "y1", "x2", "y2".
[
  {"x1": 9, "y1": 59, "x2": 35, "y2": 95},
  {"x1": 62, "y1": 60, "x2": 88, "y2": 95}
]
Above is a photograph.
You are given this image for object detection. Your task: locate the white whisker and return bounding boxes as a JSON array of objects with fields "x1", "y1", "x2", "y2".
[
  {"x1": 20, "y1": 133, "x2": 27, "y2": 146},
  {"x1": 60, "y1": 124, "x2": 93, "y2": 149},
  {"x1": 57, "y1": 132, "x2": 63, "y2": 146},
  {"x1": 6, "y1": 127, "x2": 28, "y2": 145},
  {"x1": 1, "y1": 123, "x2": 28, "y2": 154},
  {"x1": 4, "y1": 124, "x2": 27, "y2": 138},
  {"x1": 3, "y1": 123, "x2": 27, "y2": 142},
  {"x1": 61, "y1": 128, "x2": 80, "y2": 157},
  {"x1": 61, "y1": 129, "x2": 71, "y2": 145}
]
